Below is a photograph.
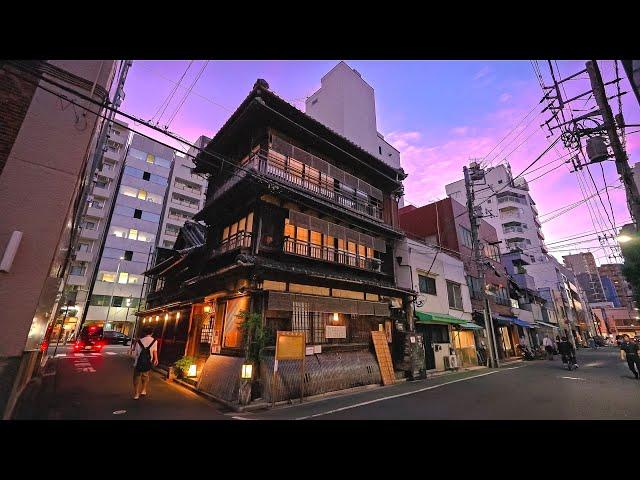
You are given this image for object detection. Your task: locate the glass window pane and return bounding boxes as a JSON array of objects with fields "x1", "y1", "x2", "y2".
[
  {"x1": 146, "y1": 153, "x2": 155, "y2": 164},
  {"x1": 284, "y1": 219, "x2": 294, "y2": 238},
  {"x1": 310, "y1": 231, "x2": 322, "y2": 245},
  {"x1": 101, "y1": 272, "x2": 116, "y2": 282},
  {"x1": 222, "y1": 226, "x2": 229, "y2": 240},
  {"x1": 297, "y1": 227, "x2": 309, "y2": 242},
  {"x1": 246, "y1": 212, "x2": 254, "y2": 233},
  {"x1": 137, "y1": 190, "x2": 147, "y2": 200},
  {"x1": 128, "y1": 229, "x2": 138, "y2": 240},
  {"x1": 118, "y1": 272, "x2": 129, "y2": 284},
  {"x1": 238, "y1": 217, "x2": 246, "y2": 232},
  {"x1": 230, "y1": 222, "x2": 238, "y2": 236}
]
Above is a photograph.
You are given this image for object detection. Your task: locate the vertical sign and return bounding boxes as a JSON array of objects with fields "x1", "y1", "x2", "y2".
[{"x1": 273, "y1": 331, "x2": 306, "y2": 406}]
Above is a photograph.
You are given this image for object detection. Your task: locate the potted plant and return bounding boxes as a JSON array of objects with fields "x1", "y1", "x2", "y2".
[{"x1": 172, "y1": 356, "x2": 197, "y2": 380}]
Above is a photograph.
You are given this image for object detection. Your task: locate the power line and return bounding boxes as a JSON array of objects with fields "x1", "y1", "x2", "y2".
[
  {"x1": 166, "y1": 60, "x2": 209, "y2": 128},
  {"x1": 151, "y1": 61, "x2": 193, "y2": 126}
]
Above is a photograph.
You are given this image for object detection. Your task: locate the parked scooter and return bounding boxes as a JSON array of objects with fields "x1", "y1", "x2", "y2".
[{"x1": 517, "y1": 344, "x2": 535, "y2": 361}]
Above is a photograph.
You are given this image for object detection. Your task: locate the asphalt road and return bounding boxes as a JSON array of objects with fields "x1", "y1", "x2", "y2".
[
  {"x1": 236, "y1": 346, "x2": 640, "y2": 420},
  {"x1": 44, "y1": 345, "x2": 230, "y2": 420}
]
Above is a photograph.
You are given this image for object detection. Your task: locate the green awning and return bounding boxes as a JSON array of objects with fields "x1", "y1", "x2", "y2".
[
  {"x1": 415, "y1": 311, "x2": 467, "y2": 326},
  {"x1": 460, "y1": 322, "x2": 484, "y2": 330}
]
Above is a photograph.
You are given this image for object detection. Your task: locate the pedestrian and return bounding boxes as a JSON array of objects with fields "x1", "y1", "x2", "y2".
[
  {"x1": 543, "y1": 334, "x2": 554, "y2": 360},
  {"x1": 132, "y1": 326, "x2": 158, "y2": 400},
  {"x1": 619, "y1": 334, "x2": 640, "y2": 380}
]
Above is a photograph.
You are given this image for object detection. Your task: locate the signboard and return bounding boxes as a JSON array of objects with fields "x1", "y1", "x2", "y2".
[
  {"x1": 275, "y1": 331, "x2": 306, "y2": 360},
  {"x1": 325, "y1": 325, "x2": 347, "y2": 339}
]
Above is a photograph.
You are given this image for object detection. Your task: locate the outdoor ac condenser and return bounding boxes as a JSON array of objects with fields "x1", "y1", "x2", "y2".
[{"x1": 444, "y1": 355, "x2": 458, "y2": 370}]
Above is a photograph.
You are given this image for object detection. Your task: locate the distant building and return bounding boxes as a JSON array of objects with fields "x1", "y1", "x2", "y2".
[
  {"x1": 445, "y1": 163, "x2": 547, "y2": 259},
  {"x1": 598, "y1": 262, "x2": 636, "y2": 311},
  {"x1": 563, "y1": 252, "x2": 606, "y2": 304}
]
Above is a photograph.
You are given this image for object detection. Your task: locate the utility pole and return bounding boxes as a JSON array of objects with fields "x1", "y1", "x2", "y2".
[
  {"x1": 464, "y1": 164, "x2": 500, "y2": 368},
  {"x1": 586, "y1": 60, "x2": 640, "y2": 229}
]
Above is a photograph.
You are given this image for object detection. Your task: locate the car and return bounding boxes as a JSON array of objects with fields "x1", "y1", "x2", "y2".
[
  {"x1": 103, "y1": 330, "x2": 131, "y2": 346},
  {"x1": 73, "y1": 326, "x2": 105, "y2": 353}
]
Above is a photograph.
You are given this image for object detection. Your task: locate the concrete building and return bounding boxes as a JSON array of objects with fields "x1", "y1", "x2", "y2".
[
  {"x1": 158, "y1": 136, "x2": 209, "y2": 249},
  {"x1": 445, "y1": 163, "x2": 548, "y2": 259},
  {"x1": 563, "y1": 252, "x2": 607, "y2": 304},
  {"x1": 0, "y1": 60, "x2": 121, "y2": 417},
  {"x1": 59, "y1": 120, "x2": 131, "y2": 339},
  {"x1": 598, "y1": 263, "x2": 636, "y2": 311},
  {"x1": 305, "y1": 61, "x2": 401, "y2": 170},
  {"x1": 83, "y1": 134, "x2": 178, "y2": 335},
  {"x1": 395, "y1": 236, "x2": 480, "y2": 371},
  {"x1": 591, "y1": 305, "x2": 639, "y2": 337}
]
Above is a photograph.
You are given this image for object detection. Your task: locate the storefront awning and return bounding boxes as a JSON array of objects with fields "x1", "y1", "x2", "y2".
[
  {"x1": 460, "y1": 322, "x2": 484, "y2": 331},
  {"x1": 494, "y1": 315, "x2": 535, "y2": 329},
  {"x1": 535, "y1": 321, "x2": 560, "y2": 330},
  {"x1": 415, "y1": 311, "x2": 467, "y2": 326}
]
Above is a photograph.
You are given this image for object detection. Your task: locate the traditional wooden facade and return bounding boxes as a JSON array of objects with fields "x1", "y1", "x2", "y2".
[{"x1": 139, "y1": 80, "x2": 414, "y2": 404}]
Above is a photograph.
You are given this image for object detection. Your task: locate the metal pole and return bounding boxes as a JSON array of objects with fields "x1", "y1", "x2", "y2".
[
  {"x1": 586, "y1": 60, "x2": 640, "y2": 229},
  {"x1": 52, "y1": 307, "x2": 70, "y2": 357}
]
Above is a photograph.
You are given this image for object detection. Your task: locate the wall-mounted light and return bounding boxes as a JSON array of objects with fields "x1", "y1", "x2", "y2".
[
  {"x1": 332, "y1": 313, "x2": 339, "y2": 323},
  {"x1": 204, "y1": 305, "x2": 211, "y2": 313},
  {"x1": 176, "y1": 312, "x2": 180, "y2": 319},
  {"x1": 143, "y1": 318, "x2": 146, "y2": 324},
  {"x1": 187, "y1": 364, "x2": 197, "y2": 377},
  {"x1": 155, "y1": 315, "x2": 159, "y2": 322},
  {"x1": 165, "y1": 313, "x2": 169, "y2": 321},
  {"x1": 241, "y1": 363, "x2": 253, "y2": 379}
]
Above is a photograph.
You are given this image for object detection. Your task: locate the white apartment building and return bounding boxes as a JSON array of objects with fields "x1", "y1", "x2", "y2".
[
  {"x1": 158, "y1": 136, "x2": 209, "y2": 249},
  {"x1": 445, "y1": 163, "x2": 547, "y2": 260},
  {"x1": 305, "y1": 61, "x2": 401, "y2": 170},
  {"x1": 64, "y1": 120, "x2": 131, "y2": 334},
  {"x1": 84, "y1": 134, "x2": 177, "y2": 334}
]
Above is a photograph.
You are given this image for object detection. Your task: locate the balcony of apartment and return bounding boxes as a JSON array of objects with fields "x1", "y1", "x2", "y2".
[
  {"x1": 103, "y1": 147, "x2": 121, "y2": 163},
  {"x1": 173, "y1": 180, "x2": 202, "y2": 198},
  {"x1": 210, "y1": 150, "x2": 384, "y2": 223},
  {"x1": 282, "y1": 237, "x2": 382, "y2": 273},
  {"x1": 79, "y1": 227, "x2": 100, "y2": 241},
  {"x1": 92, "y1": 184, "x2": 111, "y2": 198},
  {"x1": 67, "y1": 273, "x2": 88, "y2": 286},
  {"x1": 167, "y1": 208, "x2": 193, "y2": 223},
  {"x1": 100, "y1": 161, "x2": 118, "y2": 179},
  {"x1": 505, "y1": 238, "x2": 528, "y2": 252},
  {"x1": 530, "y1": 203, "x2": 539, "y2": 215},
  {"x1": 86, "y1": 205, "x2": 106, "y2": 219},
  {"x1": 74, "y1": 250, "x2": 94, "y2": 262},
  {"x1": 502, "y1": 221, "x2": 527, "y2": 235},
  {"x1": 512, "y1": 306, "x2": 535, "y2": 324},
  {"x1": 496, "y1": 193, "x2": 527, "y2": 208},
  {"x1": 171, "y1": 194, "x2": 200, "y2": 212},
  {"x1": 513, "y1": 272, "x2": 537, "y2": 290},
  {"x1": 510, "y1": 178, "x2": 529, "y2": 191},
  {"x1": 164, "y1": 227, "x2": 180, "y2": 238},
  {"x1": 499, "y1": 207, "x2": 523, "y2": 221}
]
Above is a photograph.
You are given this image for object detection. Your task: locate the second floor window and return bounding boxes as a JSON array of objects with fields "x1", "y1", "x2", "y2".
[
  {"x1": 447, "y1": 281, "x2": 463, "y2": 310},
  {"x1": 418, "y1": 275, "x2": 436, "y2": 295},
  {"x1": 466, "y1": 276, "x2": 483, "y2": 300},
  {"x1": 459, "y1": 226, "x2": 473, "y2": 249}
]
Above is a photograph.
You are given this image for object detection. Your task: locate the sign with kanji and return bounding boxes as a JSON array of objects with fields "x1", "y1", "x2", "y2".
[{"x1": 275, "y1": 331, "x2": 306, "y2": 360}]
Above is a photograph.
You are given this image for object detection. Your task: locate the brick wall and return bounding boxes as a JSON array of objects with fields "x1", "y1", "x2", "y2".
[{"x1": 0, "y1": 62, "x2": 38, "y2": 177}]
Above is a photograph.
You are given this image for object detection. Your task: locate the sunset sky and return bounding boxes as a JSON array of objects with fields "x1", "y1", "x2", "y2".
[{"x1": 118, "y1": 60, "x2": 640, "y2": 265}]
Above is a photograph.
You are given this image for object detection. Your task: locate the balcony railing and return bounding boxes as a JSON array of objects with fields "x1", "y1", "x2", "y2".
[
  {"x1": 174, "y1": 182, "x2": 202, "y2": 196},
  {"x1": 165, "y1": 230, "x2": 179, "y2": 237},
  {"x1": 171, "y1": 197, "x2": 199, "y2": 209},
  {"x1": 503, "y1": 226, "x2": 525, "y2": 234},
  {"x1": 283, "y1": 237, "x2": 382, "y2": 272},
  {"x1": 168, "y1": 213, "x2": 192, "y2": 221},
  {"x1": 209, "y1": 151, "x2": 385, "y2": 222},
  {"x1": 497, "y1": 195, "x2": 526, "y2": 205},
  {"x1": 213, "y1": 231, "x2": 252, "y2": 257}
]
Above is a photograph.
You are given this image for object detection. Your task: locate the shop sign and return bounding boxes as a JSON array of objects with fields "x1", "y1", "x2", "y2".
[
  {"x1": 275, "y1": 331, "x2": 306, "y2": 360},
  {"x1": 325, "y1": 325, "x2": 347, "y2": 338}
]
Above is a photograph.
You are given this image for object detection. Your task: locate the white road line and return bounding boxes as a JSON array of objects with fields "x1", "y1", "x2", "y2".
[
  {"x1": 105, "y1": 352, "x2": 117, "y2": 355},
  {"x1": 54, "y1": 354, "x2": 67, "y2": 358},
  {"x1": 232, "y1": 416, "x2": 253, "y2": 420},
  {"x1": 296, "y1": 367, "x2": 524, "y2": 420},
  {"x1": 73, "y1": 353, "x2": 85, "y2": 358},
  {"x1": 560, "y1": 376, "x2": 585, "y2": 381}
]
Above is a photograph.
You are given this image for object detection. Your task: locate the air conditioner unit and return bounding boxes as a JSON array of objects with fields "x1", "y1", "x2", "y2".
[{"x1": 443, "y1": 355, "x2": 459, "y2": 370}]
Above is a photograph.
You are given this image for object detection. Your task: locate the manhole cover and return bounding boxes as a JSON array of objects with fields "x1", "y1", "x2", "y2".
[{"x1": 113, "y1": 410, "x2": 127, "y2": 415}]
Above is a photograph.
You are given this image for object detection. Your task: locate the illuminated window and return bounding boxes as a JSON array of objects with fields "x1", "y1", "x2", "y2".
[
  {"x1": 230, "y1": 221, "x2": 238, "y2": 237},
  {"x1": 128, "y1": 275, "x2": 140, "y2": 284},
  {"x1": 137, "y1": 190, "x2": 147, "y2": 200},
  {"x1": 246, "y1": 212, "x2": 254, "y2": 233},
  {"x1": 284, "y1": 218, "x2": 295, "y2": 238},
  {"x1": 146, "y1": 153, "x2": 155, "y2": 164},
  {"x1": 118, "y1": 272, "x2": 129, "y2": 284},
  {"x1": 222, "y1": 226, "x2": 230, "y2": 241},
  {"x1": 101, "y1": 272, "x2": 116, "y2": 283},
  {"x1": 128, "y1": 229, "x2": 138, "y2": 240},
  {"x1": 366, "y1": 247, "x2": 374, "y2": 258},
  {"x1": 297, "y1": 227, "x2": 309, "y2": 242},
  {"x1": 238, "y1": 217, "x2": 246, "y2": 233}
]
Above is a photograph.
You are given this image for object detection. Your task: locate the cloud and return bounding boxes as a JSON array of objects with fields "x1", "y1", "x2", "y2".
[
  {"x1": 473, "y1": 66, "x2": 491, "y2": 80},
  {"x1": 499, "y1": 93, "x2": 512, "y2": 103},
  {"x1": 450, "y1": 126, "x2": 470, "y2": 136}
]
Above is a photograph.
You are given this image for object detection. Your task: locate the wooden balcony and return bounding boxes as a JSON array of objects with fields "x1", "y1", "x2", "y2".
[{"x1": 283, "y1": 237, "x2": 382, "y2": 273}]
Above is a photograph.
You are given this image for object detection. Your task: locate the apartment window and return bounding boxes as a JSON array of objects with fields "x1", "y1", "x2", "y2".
[
  {"x1": 124, "y1": 250, "x2": 133, "y2": 261},
  {"x1": 483, "y1": 243, "x2": 501, "y2": 262},
  {"x1": 95, "y1": 179, "x2": 109, "y2": 189},
  {"x1": 137, "y1": 190, "x2": 147, "y2": 200},
  {"x1": 69, "y1": 264, "x2": 86, "y2": 276},
  {"x1": 378, "y1": 146, "x2": 382, "y2": 155},
  {"x1": 100, "y1": 272, "x2": 116, "y2": 283},
  {"x1": 82, "y1": 221, "x2": 96, "y2": 230},
  {"x1": 418, "y1": 275, "x2": 437, "y2": 295},
  {"x1": 163, "y1": 240, "x2": 175, "y2": 248},
  {"x1": 459, "y1": 226, "x2": 473, "y2": 249},
  {"x1": 77, "y1": 242, "x2": 91, "y2": 253},
  {"x1": 142, "y1": 171, "x2": 151, "y2": 181},
  {"x1": 128, "y1": 229, "x2": 139, "y2": 240},
  {"x1": 141, "y1": 211, "x2": 160, "y2": 222},
  {"x1": 146, "y1": 153, "x2": 155, "y2": 164},
  {"x1": 149, "y1": 174, "x2": 168, "y2": 186},
  {"x1": 89, "y1": 295, "x2": 111, "y2": 307},
  {"x1": 118, "y1": 272, "x2": 129, "y2": 284},
  {"x1": 498, "y1": 180, "x2": 503, "y2": 184},
  {"x1": 447, "y1": 281, "x2": 463, "y2": 310},
  {"x1": 103, "y1": 247, "x2": 123, "y2": 260},
  {"x1": 495, "y1": 286, "x2": 510, "y2": 306},
  {"x1": 112, "y1": 296, "x2": 124, "y2": 307},
  {"x1": 134, "y1": 209, "x2": 142, "y2": 219}
]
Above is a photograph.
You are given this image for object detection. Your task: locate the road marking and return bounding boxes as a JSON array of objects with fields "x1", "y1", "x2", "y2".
[
  {"x1": 105, "y1": 352, "x2": 117, "y2": 355},
  {"x1": 232, "y1": 416, "x2": 253, "y2": 420},
  {"x1": 295, "y1": 367, "x2": 523, "y2": 420},
  {"x1": 74, "y1": 353, "x2": 85, "y2": 358},
  {"x1": 113, "y1": 410, "x2": 127, "y2": 415},
  {"x1": 54, "y1": 354, "x2": 66, "y2": 358},
  {"x1": 560, "y1": 376, "x2": 585, "y2": 381}
]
